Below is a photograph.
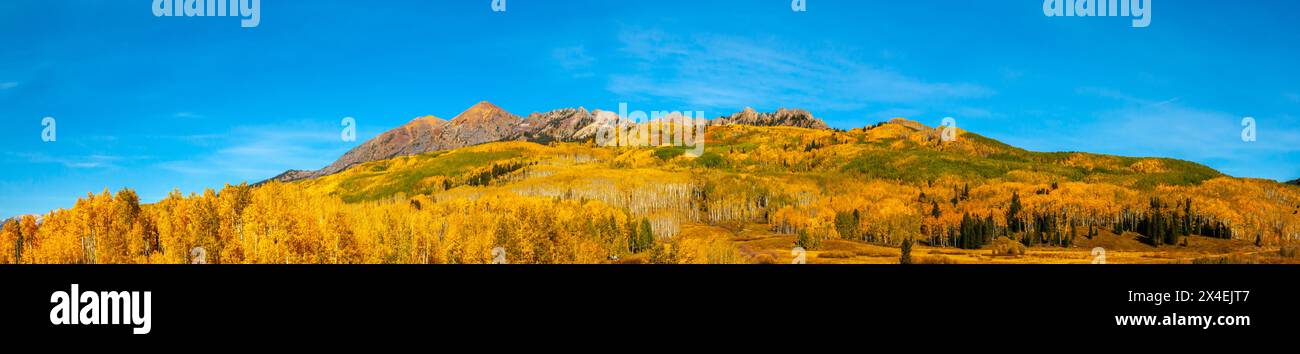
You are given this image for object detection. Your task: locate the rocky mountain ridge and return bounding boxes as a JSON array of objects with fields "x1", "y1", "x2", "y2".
[{"x1": 268, "y1": 102, "x2": 834, "y2": 183}]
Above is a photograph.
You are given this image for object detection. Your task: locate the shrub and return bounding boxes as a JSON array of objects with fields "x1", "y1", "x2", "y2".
[
  {"x1": 795, "y1": 229, "x2": 822, "y2": 250},
  {"x1": 916, "y1": 255, "x2": 958, "y2": 264},
  {"x1": 649, "y1": 242, "x2": 677, "y2": 264},
  {"x1": 1191, "y1": 254, "x2": 1257, "y2": 264},
  {"x1": 818, "y1": 250, "x2": 856, "y2": 259},
  {"x1": 990, "y1": 237, "x2": 1026, "y2": 256},
  {"x1": 697, "y1": 152, "x2": 726, "y2": 168},
  {"x1": 653, "y1": 147, "x2": 686, "y2": 161},
  {"x1": 1280, "y1": 245, "x2": 1299, "y2": 258}
]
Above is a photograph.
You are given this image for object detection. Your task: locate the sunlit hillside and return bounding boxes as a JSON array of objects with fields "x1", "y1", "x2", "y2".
[{"x1": 5, "y1": 119, "x2": 1299, "y2": 264}]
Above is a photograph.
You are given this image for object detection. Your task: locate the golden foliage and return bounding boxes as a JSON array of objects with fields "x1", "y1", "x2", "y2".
[
  {"x1": 13, "y1": 181, "x2": 644, "y2": 264},
  {"x1": 11, "y1": 122, "x2": 1300, "y2": 264}
]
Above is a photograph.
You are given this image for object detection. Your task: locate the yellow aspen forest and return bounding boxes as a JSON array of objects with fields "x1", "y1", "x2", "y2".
[
  {"x1": 4, "y1": 121, "x2": 1299, "y2": 264},
  {"x1": 1, "y1": 183, "x2": 658, "y2": 264}
]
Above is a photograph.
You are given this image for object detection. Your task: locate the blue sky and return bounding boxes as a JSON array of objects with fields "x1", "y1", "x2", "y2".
[{"x1": 2, "y1": 0, "x2": 1298, "y2": 217}]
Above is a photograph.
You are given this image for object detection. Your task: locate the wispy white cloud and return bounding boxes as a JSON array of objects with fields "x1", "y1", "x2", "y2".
[
  {"x1": 606, "y1": 29, "x2": 993, "y2": 111},
  {"x1": 174, "y1": 112, "x2": 202, "y2": 119},
  {"x1": 9, "y1": 152, "x2": 125, "y2": 169},
  {"x1": 154, "y1": 121, "x2": 351, "y2": 182},
  {"x1": 0, "y1": 82, "x2": 16, "y2": 90},
  {"x1": 552, "y1": 45, "x2": 596, "y2": 78},
  {"x1": 153, "y1": 133, "x2": 226, "y2": 145}
]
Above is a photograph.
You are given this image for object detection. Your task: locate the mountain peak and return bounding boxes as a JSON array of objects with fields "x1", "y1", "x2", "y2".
[
  {"x1": 456, "y1": 101, "x2": 508, "y2": 117},
  {"x1": 450, "y1": 101, "x2": 516, "y2": 129},
  {"x1": 408, "y1": 115, "x2": 446, "y2": 125}
]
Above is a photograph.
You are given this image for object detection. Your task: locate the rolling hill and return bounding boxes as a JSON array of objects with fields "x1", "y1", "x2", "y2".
[{"x1": 6, "y1": 102, "x2": 1299, "y2": 264}]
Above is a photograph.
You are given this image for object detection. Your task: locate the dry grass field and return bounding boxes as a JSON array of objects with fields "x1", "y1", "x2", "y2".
[{"x1": 678, "y1": 222, "x2": 1300, "y2": 264}]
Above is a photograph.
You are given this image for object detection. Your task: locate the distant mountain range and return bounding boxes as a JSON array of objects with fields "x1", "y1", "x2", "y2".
[
  {"x1": 1288, "y1": 179, "x2": 1300, "y2": 186},
  {"x1": 269, "y1": 101, "x2": 830, "y2": 183}
]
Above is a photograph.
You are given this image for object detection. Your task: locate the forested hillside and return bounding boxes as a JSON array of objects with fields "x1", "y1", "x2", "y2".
[{"x1": 4, "y1": 117, "x2": 1299, "y2": 264}]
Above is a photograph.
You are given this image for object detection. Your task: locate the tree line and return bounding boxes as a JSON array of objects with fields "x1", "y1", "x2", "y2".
[{"x1": 0, "y1": 182, "x2": 691, "y2": 264}]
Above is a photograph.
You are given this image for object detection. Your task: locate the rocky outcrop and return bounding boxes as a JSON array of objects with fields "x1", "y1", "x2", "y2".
[
  {"x1": 710, "y1": 107, "x2": 830, "y2": 130},
  {"x1": 517, "y1": 107, "x2": 598, "y2": 143}
]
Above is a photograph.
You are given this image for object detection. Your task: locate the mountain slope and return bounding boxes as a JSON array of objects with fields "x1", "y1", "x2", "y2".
[
  {"x1": 287, "y1": 101, "x2": 520, "y2": 181},
  {"x1": 271, "y1": 102, "x2": 834, "y2": 183},
  {"x1": 319, "y1": 115, "x2": 453, "y2": 176},
  {"x1": 297, "y1": 117, "x2": 1228, "y2": 203},
  {"x1": 281, "y1": 116, "x2": 1300, "y2": 262}
]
